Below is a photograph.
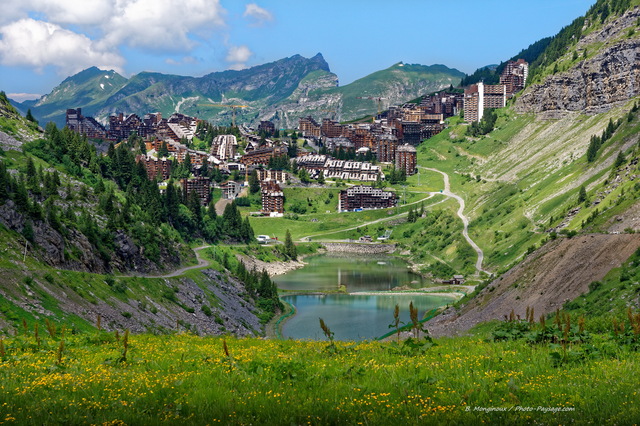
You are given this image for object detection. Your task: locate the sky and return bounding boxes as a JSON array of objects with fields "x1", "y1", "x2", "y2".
[{"x1": 0, "y1": 0, "x2": 597, "y2": 102}]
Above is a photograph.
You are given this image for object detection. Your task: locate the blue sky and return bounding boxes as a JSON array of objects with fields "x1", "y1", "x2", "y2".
[{"x1": 0, "y1": 0, "x2": 596, "y2": 102}]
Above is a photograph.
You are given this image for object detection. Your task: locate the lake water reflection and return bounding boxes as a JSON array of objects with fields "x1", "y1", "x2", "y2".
[{"x1": 273, "y1": 254, "x2": 453, "y2": 341}]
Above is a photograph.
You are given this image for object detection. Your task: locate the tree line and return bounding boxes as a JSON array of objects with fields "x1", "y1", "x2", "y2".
[{"x1": 4, "y1": 122, "x2": 257, "y2": 268}]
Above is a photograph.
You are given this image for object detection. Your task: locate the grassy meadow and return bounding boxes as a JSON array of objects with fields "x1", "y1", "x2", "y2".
[{"x1": 0, "y1": 322, "x2": 638, "y2": 425}]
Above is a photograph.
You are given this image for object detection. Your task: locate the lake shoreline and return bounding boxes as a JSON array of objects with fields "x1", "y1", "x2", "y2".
[{"x1": 266, "y1": 252, "x2": 469, "y2": 340}]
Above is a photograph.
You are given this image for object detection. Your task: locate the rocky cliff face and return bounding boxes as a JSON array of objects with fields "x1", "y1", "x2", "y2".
[
  {"x1": 0, "y1": 267, "x2": 263, "y2": 336},
  {"x1": 516, "y1": 8, "x2": 640, "y2": 116},
  {"x1": 0, "y1": 199, "x2": 182, "y2": 274}
]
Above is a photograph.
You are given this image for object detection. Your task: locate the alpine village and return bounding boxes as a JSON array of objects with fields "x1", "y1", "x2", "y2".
[{"x1": 2, "y1": 0, "x2": 640, "y2": 424}]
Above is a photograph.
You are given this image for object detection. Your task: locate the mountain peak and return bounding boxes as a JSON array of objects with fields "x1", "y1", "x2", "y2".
[
  {"x1": 61, "y1": 67, "x2": 119, "y2": 86},
  {"x1": 309, "y1": 52, "x2": 330, "y2": 71}
]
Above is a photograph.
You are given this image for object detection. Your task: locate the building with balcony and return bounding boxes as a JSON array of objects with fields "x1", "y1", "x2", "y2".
[
  {"x1": 395, "y1": 144, "x2": 417, "y2": 176},
  {"x1": 298, "y1": 116, "x2": 321, "y2": 138},
  {"x1": 65, "y1": 108, "x2": 107, "y2": 139},
  {"x1": 136, "y1": 155, "x2": 172, "y2": 181},
  {"x1": 500, "y1": 59, "x2": 529, "y2": 95},
  {"x1": 339, "y1": 185, "x2": 397, "y2": 212},
  {"x1": 376, "y1": 134, "x2": 398, "y2": 163},
  {"x1": 261, "y1": 181, "x2": 284, "y2": 215},
  {"x1": 181, "y1": 176, "x2": 211, "y2": 206},
  {"x1": 464, "y1": 82, "x2": 506, "y2": 123}
]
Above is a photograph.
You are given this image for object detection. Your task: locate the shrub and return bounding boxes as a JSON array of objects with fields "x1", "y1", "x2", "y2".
[{"x1": 201, "y1": 305, "x2": 212, "y2": 317}]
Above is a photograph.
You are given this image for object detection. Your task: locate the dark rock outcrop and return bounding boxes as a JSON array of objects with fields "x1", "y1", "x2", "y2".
[
  {"x1": 0, "y1": 199, "x2": 182, "y2": 274},
  {"x1": 517, "y1": 8, "x2": 640, "y2": 116}
]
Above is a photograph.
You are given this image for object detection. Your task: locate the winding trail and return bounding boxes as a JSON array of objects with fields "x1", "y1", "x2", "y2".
[
  {"x1": 298, "y1": 166, "x2": 490, "y2": 277},
  {"x1": 420, "y1": 167, "x2": 490, "y2": 277},
  {"x1": 119, "y1": 245, "x2": 213, "y2": 279},
  {"x1": 299, "y1": 194, "x2": 444, "y2": 241}
]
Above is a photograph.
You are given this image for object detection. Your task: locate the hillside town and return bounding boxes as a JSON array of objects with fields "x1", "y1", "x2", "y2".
[{"x1": 64, "y1": 59, "x2": 527, "y2": 216}]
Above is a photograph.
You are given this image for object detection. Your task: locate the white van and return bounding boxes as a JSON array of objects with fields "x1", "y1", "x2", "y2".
[{"x1": 256, "y1": 235, "x2": 271, "y2": 244}]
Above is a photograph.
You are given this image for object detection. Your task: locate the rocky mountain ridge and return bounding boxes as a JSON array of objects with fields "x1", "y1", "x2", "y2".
[
  {"x1": 16, "y1": 55, "x2": 463, "y2": 128},
  {"x1": 516, "y1": 6, "x2": 640, "y2": 117}
]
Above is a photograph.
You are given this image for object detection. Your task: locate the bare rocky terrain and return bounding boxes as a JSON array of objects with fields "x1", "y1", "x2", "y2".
[
  {"x1": 0, "y1": 268, "x2": 263, "y2": 336},
  {"x1": 427, "y1": 233, "x2": 640, "y2": 337}
]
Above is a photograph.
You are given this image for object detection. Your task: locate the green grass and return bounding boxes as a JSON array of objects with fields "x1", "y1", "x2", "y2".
[
  {"x1": 0, "y1": 326, "x2": 639, "y2": 424},
  {"x1": 562, "y1": 245, "x2": 640, "y2": 331}
]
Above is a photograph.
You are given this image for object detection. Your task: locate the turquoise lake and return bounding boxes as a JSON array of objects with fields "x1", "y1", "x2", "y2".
[{"x1": 272, "y1": 254, "x2": 454, "y2": 341}]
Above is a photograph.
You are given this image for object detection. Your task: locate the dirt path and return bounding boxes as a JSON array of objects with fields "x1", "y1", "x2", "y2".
[
  {"x1": 215, "y1": 199, "x2": 232, "y2": 216},
  {"x1": 420, "y1": 167, "x2": 490, "y2": 277},
  {"x1": 299, "y1": 194, "x2": 443, "y2": 241},
  {"x1": 119, "y1": 245, "x2": 213, "y2": 279}
]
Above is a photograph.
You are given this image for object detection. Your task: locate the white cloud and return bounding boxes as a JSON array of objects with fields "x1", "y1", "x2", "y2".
[
  {"x1": 0, "y1": 19, "x2": 124, "y2": 75},
  {"x1": 165, "y1": 56, "x2": 198, "y2": 65},
  {"x1": 28, "y1": 0, "x2": 113, "y2": 25},
  {"x1": 227, "y1": 63, "x2": 248, "y2": 71},
  {"x1": 0, "y1": 0, "x2": 242, "y2": 76},
  {"x1": 0, "y1": 0, "x2": 112, "y2": 26},
  {"x1": 7, "y1": 93, "x2": 42, "y2": 102},
  {"x1": 226, "y1": 45, "x2": 252, "y2": 63},
  {"x1": 3, "y1": 0, "x2": 227, "y2": 52},
  {"x1": 104, "y1": 0, "x2": 226, "y2": 52},
  {"x1": 243, "y1": 3, "x2": 273, "y2": 26}
]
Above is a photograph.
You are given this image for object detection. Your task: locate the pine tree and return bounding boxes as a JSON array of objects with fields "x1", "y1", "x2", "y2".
[
  {"x1": 242, "y1": 216, "x2": 254, "y2": 242},
  {"x1": 187, "y1": 189, "x2": 202, "y2": 224},
  {"x1": 207, "y1": 199, "x2": 217, "y2": 220},
  {"x1": 158, "y1": 141, "x2": 169, "y2": 158},
  {"x1": 0, "y1": 161, "x2": 8, "y2": 200},
  {"x1": 259, "y1": 269, "x2": 273, "y2": 298},
  {"x1": 249, "y1": 169, "x2": 260, "y2": 194},
  {"x1": 22, "y1": 220, "x2": 34, "y2": 242},
  {"x1": 183, "y1": 152, "x2": 192, "y2": 178},
  {"x1": 165, "y1": 179, "x2": 180, "y2": 222},
  {"x1": 614, "y1": 150, "x2": 626, "y2": 169},
  {"x1": 25, "y1": 109, "x2": 38, "y2": 124},
  {"x1": 586, "y1": 135, "x2": 600, "y2": 162},
  {"x1": 407, "y1": 208, "x2": 416, "y2": 223},
  {"x1": 578, "y1": 185, "x2": 587, "y2": 204},
  {"x1": 298, "y1": 168, "x2": 310, "y2": 184},
  {"x1": 284, "y1": 229, "x2": 297, "y2": 260},
  {"x1": 14, "y1": 177, "x2": 30, "y2": 211},
  {"x1": 26, "y1": 157, "x2": 37, "y2": 189}
]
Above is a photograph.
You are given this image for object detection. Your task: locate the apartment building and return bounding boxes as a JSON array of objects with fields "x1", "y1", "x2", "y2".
[
  {"x1": 500, "y1": 59, "x2": 529, "y2": 95},
  {"x1": 298, "y1": 116, "x2": 321, "y2": 138},
  {"x1": 376, "y1": 134, "x2": 398, "y2": 163},
  {"x1": 211, "y1": 134, "x2": 237, "y2": 161},
  {"x1": 261, "y1": 180, "x2": 284, "y2": 214},
  {"x1": 65, "y1": 108, "x2": 107, "y2": 139},
  {"x1": 258, "y1": 120, "x2": 276, "y2": 135},
  {"x1": 181, "y1": 176, "x2": 211, "y2": 206},
  {"x1": 339, "y1": 185, "x2": 397, "y2": 212},
  {"x1": 395, "y1": 144, "x2": 417, "y2": 176},
  {"x1": 240, "y1": 146, "x2": 288, "y2": 166},
  {"x1": 221, "y1": 180, "x2": 243, "y2": 200},
  {"x1": 295, "y1": 154, "x2": 328, "y2": 170},
  {"x1": 464, "y1": 82, "x2": 506, "y2": 123},
  {"x1": 257, "y1": 169, "x2": 289, "y2": 184},
  {"x1": 136, "y1": 155, "x2": 172, "y2": 181},
  {"x1": 321, "y1": 118, "x2": 343, "y2": 138},
  {"x1": 324, "y1": 159, "x2": 381, "y2": 182}
]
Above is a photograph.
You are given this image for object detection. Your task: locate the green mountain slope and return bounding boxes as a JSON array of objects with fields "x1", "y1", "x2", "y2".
[
  {"x1": 18, "y1": 55, "x2": 463, "y2": 128},
  {"x1": 290, "y1": 63, "x2": 464, "y2": 125},
  {"x1": 0, "y1": 92, "x2": 287, "y2": 335},
  {"x1": 21, "y1": 67, "x2": 127, "y2": 126}
]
